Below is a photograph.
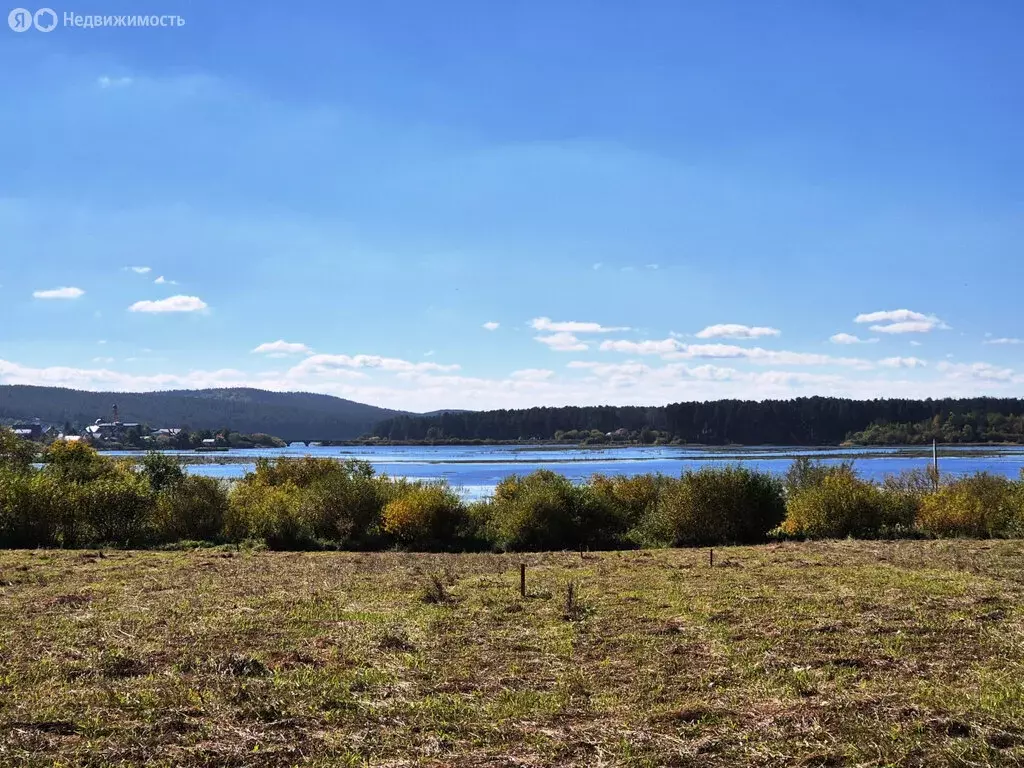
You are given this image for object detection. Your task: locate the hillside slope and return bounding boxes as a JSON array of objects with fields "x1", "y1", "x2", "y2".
[{"x1": 0, "y1": 386, "x2": 406, "y2": 441}]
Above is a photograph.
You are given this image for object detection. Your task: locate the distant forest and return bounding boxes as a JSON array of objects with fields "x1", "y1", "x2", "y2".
[
  {"x1": 0, "y1": 386, "x2": 404, "y2": 442},
  {"x1": 372, "y1": 397, "x2": 1024, "y2": 445}
]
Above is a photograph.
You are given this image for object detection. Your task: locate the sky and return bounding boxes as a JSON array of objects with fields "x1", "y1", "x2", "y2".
[{"x1": 1, "y1": 1, "x2": 1023, "y2": 412}]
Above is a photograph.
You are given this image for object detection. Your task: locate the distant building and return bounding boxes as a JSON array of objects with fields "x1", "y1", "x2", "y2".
[
  {"x1": 201, "y1": 438, "x2": 217, "y2": 446},
  {"x1": 85, "y1": 419, "x2": 140, "y2": 441},
  {"x1": 152, "y1": 428, "x2": 182, "y2": 437},
  {"x1": 11, "y1": 423, "x2": 45, "y2": 440}
]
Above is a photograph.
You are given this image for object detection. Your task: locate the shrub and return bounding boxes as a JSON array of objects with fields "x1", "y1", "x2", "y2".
[
  {"x1": 661, "y1": 466, "x2": 785, "y2": 546},
  {"x1": 916, "y1": 473, "x2": 1019, "y2": 538},
  {"x1": 382, "y1": 483, "x2": 467, "y2": 550},
  {"x1": 155, "y1": 475, "x2": 229, "y2": 542},
  {"x1": 588, "y1": 473, "x2": 674, "y2": 547},
  {"x1": 225, "y1": 480, "x2": 315, "y2": 549},
  {"x1": 43, "y1": 440, "x2": 112, "y2": 484},
  {"x1": 0, "y1": 428, "x2": 36, "y2": 472},
  {"x1": 481, "y1": 470, "x2": 626, "y2": 551},
  {"x1": 140, "y1": 451, "x2": 185, "y2": 493},
  {"x1": 73, "y1": 468, "x2": 155, "y2": 546},
  {"x1": 783, "y1": 466, "x2": 893, "y2": 539},
  {"x1": 879, "y1": 469, "x2": 933, "y2": 534},
  {"x1": 231, "y1": 458, "x2": 387, "y2": 548},
  {"x1": 0, "y1": 468, "x2": 65, "y2": 548},
  {"x1": 784, "y1": 458, "x2": 847, "y2": 496}
]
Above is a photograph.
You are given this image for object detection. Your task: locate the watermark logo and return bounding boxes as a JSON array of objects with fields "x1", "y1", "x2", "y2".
[
  {"x1": 8, "y1": 8, "x2": 184, "y2": 30},
  {"x1": 8, "y1": 6, "x2": 55, "y2": 30}
]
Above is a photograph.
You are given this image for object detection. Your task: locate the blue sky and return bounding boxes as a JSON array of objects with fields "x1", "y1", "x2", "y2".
[{"x1": 2, "y1": 1, "x2": 1022, "y2": 411}]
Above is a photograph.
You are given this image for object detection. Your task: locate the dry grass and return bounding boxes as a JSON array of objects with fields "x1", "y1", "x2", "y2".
[{"x1": 1, "y1": 540, "x2": 1023, "y2": 766}]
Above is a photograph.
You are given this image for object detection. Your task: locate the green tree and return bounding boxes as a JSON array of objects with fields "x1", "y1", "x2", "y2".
[{"x1": 0, "y1": 428, "x2": 37, "y2": 472}]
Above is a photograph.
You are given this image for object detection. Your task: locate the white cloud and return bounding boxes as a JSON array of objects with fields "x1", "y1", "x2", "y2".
[
  {"x1": 1, "y1": 351, "x2": 1023, "y2": 412},
  {"x1": 830, "y1": 333, "x2": 878, "y2": 345},
  {"x1": 646, "y1": 264, "x2": 659, "y2": 270},
  {"x1": 424, "y1": 350, "x2": 436, "y2": 357},
  {"x1": 128, "y1": 295, "x2": 208, "y2": 313},
  {"x1": 878, "y1": 356, "x2": 927, "y2": 369},
  {"x1": 535, "y1": 332, "x2": 588, "y2": 352},
  {"x1": 511, "y1": 368, "x2": 555, "y2": 381},
  {"x1": 98, "y1": 76, "x2": 134, "y2": 88},
  {"x1": 600, "y1": 338, "x2": 680, "y2": 355},
  {"x1": 127, "y1": 266, "x2": 151, "y2": 274},
  {"x1": 92, "y1": 357, "x2": 115, "y2": 364},
  {"x1": 854, "y1": 309, "x2": 948, "y2": 334},
  {"x1": 33, "y1": 286, "x2": 84, "y2": 299},
  {"x1": 482, "y1": 321, "x2": 500, "y2": 331},
  {"x1": 252, "y1": 340, "x2": 313, "y2": 357},
  {"x1": 154, "y1": 275, "x2": 177, "y2": 285},
  {"x1": 695, "y1": 324, "x2": 781, "y2": 340},
  {"x1": 600, "y1": 337, "x2": 872, "y2": 368},
  {"x1": 291, "y1": 354, "x2": 460, "y2": 375},
  {"x1": 984, "y1": 337, "x2": 1022, "y2": 345},
  {"x1": 937, "y1": 361, "x2": 1021, "y2": 383},
  {"x1": 909, "y1": 340, "x2": 922, "y2": 347},
  {"x1": 530, "y1": 317, "x2": 629, "y2": 333}
]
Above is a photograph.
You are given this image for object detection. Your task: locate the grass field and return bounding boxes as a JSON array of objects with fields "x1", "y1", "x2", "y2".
[{"x1": 1, "y1": 541, "x2": 1023, "y2": 766}]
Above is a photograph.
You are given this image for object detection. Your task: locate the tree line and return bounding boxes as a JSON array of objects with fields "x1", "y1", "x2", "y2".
[{"x1": 372, "y1": 397, "x2": 1024, "y2": 445}]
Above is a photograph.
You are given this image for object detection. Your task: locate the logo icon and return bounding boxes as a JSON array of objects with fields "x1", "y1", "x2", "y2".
[
  {"x1": 8, "y1": 7, "x2": 32, "y2": 30},
  {"x1": 33, "y1": 6, "x2": 54, "y2": 29},
  {"x1": 33, "y1": 7, "x2": 55, "y2": 30}
]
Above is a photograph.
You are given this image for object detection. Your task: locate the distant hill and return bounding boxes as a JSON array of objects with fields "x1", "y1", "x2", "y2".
[{"x1": 0, "y1": 386, "x2": 408, "y2": 442}]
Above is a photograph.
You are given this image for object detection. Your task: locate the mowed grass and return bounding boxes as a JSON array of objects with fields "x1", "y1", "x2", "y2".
[{"x1": 1, "y1": 542, "x2": 1023, "y2": 766}]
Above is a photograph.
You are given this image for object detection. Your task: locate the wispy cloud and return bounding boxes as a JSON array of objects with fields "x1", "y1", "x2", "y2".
[
  {"x1": 482, "y1": 321, "x2": 500, "y2": 331},
  {"x1": 830, "y1": 333, "x2": 878, "y2": 345},
  {"x1": 600, "y1": 337, "x2": 873, "y2": 368},
  {"x1": 33, "y1": 286, "x2": 84, "y2": 299},
  {"x1": 695, "y1": 324, "x2": 781, "y2": 340},
  {"x1": 530, "y1": 317, "x2": 629, "y2": 333},
  {"x1": 252, "y1": 340, "x2": 313, "y2": 357},
  {"x1": 854, "y1": 309, "x2": 948, "y2": 334},
  {"x1": 98, "y1": 76, "x2": 134, "y2": 88},
  {"x1": 937, "y1": 361, "x2": 1021, "y2": 382},
  {"x1": 291, "y1": 354, "x2": 459, "y2": 375},
  {"x1": 983, "y1": 337, "x2": 1022, "y2": 345},
  {"x1": 128, "y1": 295, "x2": 207, "y2": 313},
  {"x1": 878, "y1": 356, "x2": 927, "y2": 369},
  {"x1": 511, "y1": 368, "x2": 555, "y2": 381},
  {"x1": 535, "y1": 332, "x2": 588, "y2": 352},
  {"x1": 154, "y1": 275, "x2": 177, "y2": 285},
  {"x1": 127, "y1": 266, "x2": 151, "y2": 274}
]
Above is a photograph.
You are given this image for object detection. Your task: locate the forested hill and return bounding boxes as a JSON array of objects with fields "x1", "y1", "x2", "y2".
[
  {"x1": 0, "y1": 386, "x2": 406, "y2": 442},
  {"x1": 372, "y1": 397, "x2": 1024, "y2": 445}
]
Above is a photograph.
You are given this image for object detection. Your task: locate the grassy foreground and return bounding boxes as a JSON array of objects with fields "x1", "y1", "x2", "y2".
[{"x1": 1, "y1": 541, "x2": 1023, "y2": 766}]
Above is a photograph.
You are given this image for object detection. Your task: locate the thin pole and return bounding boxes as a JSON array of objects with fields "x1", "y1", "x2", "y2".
[{"x1": 932, "y1": 439, "x2": 939, "y2": 489}]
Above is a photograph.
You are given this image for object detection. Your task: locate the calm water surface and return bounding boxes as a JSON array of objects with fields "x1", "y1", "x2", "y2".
[{"x1": 104, "y1": 444, "x2": 1024, "y2": 501}]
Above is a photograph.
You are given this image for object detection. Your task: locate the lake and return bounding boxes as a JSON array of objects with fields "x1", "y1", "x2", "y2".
[{"x1": 102, "y1": 444, "x2": 1024, "y2": 500}]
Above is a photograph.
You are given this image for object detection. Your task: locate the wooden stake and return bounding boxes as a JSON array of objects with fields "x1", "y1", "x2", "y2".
[
  {"x1": 520, "y1": 563, "x2": 527, "y2": 598},
  {"x1": 709, "y1": 548, "x2": 714, "y2": 567}
]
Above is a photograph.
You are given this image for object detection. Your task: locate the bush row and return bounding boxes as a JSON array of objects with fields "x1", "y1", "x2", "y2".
[{"x1": 1, "y1": 435, "x2": 1023, "y2": 550}]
